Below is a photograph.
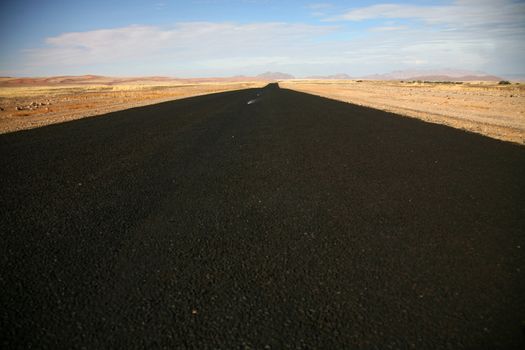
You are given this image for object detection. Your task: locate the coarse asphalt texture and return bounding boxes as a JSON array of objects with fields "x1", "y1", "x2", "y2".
[{"x1": 1, "y1": 83, "x2": 524, "y2": 349}]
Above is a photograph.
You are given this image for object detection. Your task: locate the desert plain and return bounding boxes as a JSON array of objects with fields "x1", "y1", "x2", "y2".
[
  {"x1": 0, "y1": 76, "x2": 266, "y2": 134},
  {"x1": 1, "y1": 76, "x2": 524, "y2": 144},
  {"x1": 281, "y1": 80, "x2": 525, "y2": 144}
]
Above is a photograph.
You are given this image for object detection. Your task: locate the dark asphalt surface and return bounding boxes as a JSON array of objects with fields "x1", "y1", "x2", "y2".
[{"x1": 1, "y1": 83, "x2": 524, "y2": 349}]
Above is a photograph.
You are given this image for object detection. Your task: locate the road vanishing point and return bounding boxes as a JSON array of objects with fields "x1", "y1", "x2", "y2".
[{"x1": 1, "y1": 84, "x2": 524, "y2": 348}]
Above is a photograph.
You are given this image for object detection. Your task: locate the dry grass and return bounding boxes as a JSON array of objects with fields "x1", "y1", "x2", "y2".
[
  {"x1": 0, "y1": 81, "x2": 265, "y2": 134},
  {"x1": 281, "y1": 80, "x2": 525, "y2": 145}
]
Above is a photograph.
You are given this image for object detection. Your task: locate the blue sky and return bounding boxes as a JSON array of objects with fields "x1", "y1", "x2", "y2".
[{"x1": 1, "y1": 0, "x2": 524, "y2": 77}]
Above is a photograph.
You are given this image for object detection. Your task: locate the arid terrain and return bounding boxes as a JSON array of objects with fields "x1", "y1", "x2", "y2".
[
  {"x1": 280, "y1": 80, "x2": 525, "y2": 144},
  {"x1": 1, "y1": 76, "x2": 524, "y2": 145},
  {"x1": 281, "y1": 80, "x2": 525, "y2": 144},
  {"x1": 0, "y1": 76, "x2": 265, "y2": 133}
]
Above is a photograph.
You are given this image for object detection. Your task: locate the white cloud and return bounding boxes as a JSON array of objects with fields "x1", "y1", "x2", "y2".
[
  {"x1": 155, "y1": 2, "x2": 167, "y2": 10},
  {"x1": 8, "y1": 1, "x2": 525, "y2": 77},
  {"x1": 323, "y1": 0, "x2": 525, "y2": 75},
  {"x1": 307, "y1": 2, "x2": 335, "y2": 17},
  {"x1": 333, "y1": 0, "x2": 525, "y2": 29},
  {"x1": 369, "y1": 25, "x2": 408, "y2": 32},
  {"x1": 307, "y1": 3, "x2": 333, "y2": 10},
  {"x1": 24, "y1": 22, "x2": 334, "y2": 72}
]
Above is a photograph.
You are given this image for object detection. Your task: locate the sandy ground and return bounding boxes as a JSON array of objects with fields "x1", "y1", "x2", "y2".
[
  {"x1": 281, "y1": 80, "x2": 525, "y2": 145},
  {"x1": 2, "y1": 78, "x2": 524, "y2": 145},
  {"x1": 0, "y1": 81, "x2": 265, "y2": 134}
]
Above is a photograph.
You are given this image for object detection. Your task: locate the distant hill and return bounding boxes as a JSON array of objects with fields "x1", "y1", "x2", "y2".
[
  {"x1": 1, "y1": 69, "x2": 510, "y2": 88},
  {"x1": 0, "y1": 72, "x2": 299, "y2": 87},
  {"x1": 304, "y1": 73, "x2": 353, "y2": 79},
  {"x1": 0, "y1": 75, "x2": 184, "y2": 86},
  {"x1": 362, "y1": 69, "x2": 503, "y2": 82},
  {"x1": 256, "y1": 72, "x2": 295, "y2": 80}
]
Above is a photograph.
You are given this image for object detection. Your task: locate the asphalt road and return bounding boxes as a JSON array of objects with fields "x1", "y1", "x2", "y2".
[{"x1": 1, "y1": 83, "x2": 524, "y2": 349}]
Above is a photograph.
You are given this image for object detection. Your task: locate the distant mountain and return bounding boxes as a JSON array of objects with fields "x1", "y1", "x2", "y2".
[
  {"x1": 304, "y1": 73, "x2": 353, "y2": 79},
  {"x1": 501, "y1": 73, "x2": 525, "y2": 82},
  {"x1": 256, "y1": 72, "x2": 295, "y2": 80},
  {"x1": 0, "y1": 73, "x2": 298, "y2": 87},
  {"x1": 362, "y1": 69, "x2": 503, "y2": 81},
  {"x1": 0, "y1": 75, "x2": 184, "y2": 86}
]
